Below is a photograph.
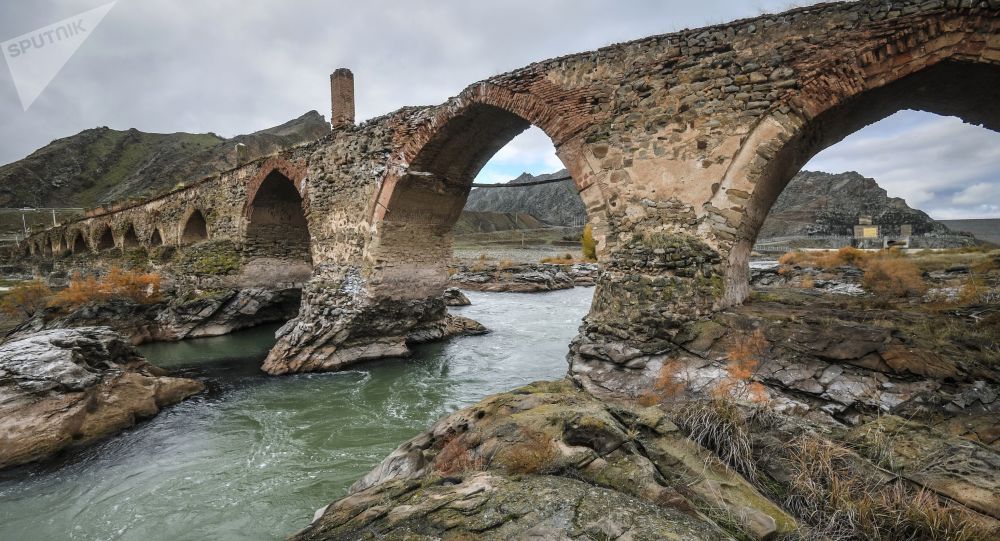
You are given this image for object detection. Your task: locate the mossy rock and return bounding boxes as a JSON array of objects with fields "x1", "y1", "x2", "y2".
[
  {"x1": 345, "y1": 379, "x2": 797, "y2": 540},
  {"x1": 176, "y1": 240, "x2": 241, "y2": 276},
  {"x1": 293, "y1": 473, "x2": 729, "y2": 541}
]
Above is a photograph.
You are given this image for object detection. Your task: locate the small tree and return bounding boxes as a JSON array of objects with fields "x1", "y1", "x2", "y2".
[
  {"x1": 581, "y1": 224, "x2": 597, "y2": 261},
  {"x1": 0, "y1": 279, "x2": 52, "y2": 318}
]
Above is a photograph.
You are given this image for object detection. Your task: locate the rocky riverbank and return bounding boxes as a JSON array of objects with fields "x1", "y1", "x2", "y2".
[
  {"x1": 6, "y1": 286, "x2": 302, "y2": 345},
  {"x1": 293, "y1": 380, "x2": 999, "y2": 540},
  {"x1": 449, "y1": 262, "x2": 597, "y2": 293},
  {"x1": 0, "y1": 327, "x2": 203, "y2": 470},
  {"x1": 294, "y1": 254, "x2": 1000, "y2": 540}
]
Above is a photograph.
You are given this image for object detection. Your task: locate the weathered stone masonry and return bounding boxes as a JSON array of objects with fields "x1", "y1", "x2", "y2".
[{"x1": 19, "y1": 1, "x2": 1000, "y2": 387}]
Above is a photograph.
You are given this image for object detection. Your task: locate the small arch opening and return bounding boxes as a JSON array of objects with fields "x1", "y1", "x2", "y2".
[
  {"x1": 70, "y1": 232, "x2": 87, "y2": 253},
  {"x1": 181, "y1": 210, "x2": 208, "y2": 245},
  {"x1": 122, "y1": 224, "x2": 141, "y2": 249},
  {"x1": 96, "y1": 226, "x2": 115, "y2": 251}
]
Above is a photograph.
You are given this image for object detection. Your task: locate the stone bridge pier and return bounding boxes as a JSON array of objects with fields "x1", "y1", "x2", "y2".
[{"x1": 261, "y1": 1, "x2": 1000, "y2": 387}]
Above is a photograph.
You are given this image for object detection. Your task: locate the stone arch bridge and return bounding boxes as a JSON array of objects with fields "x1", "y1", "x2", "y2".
[{"x1": 16, "y1": 0, "x2": 1000, "y2": 387}]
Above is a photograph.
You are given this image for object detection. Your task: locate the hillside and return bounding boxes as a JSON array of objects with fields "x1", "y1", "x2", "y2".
[
  {"x1": 0, "y1": 111, "x2": 330, "y2": 209},
  {"x1": 759, "y1": 170, "x2": 952, "y2": 238},
  {"x1": 463, "y1": 170, "x2": 967, "y2": 241},
  {"x1": 940, "y1": 219, "x2": 1000, "y2": 246},
  {"x1": 464, "y1": 170, "x2": 585, "y2": 227},
  {"x1": 453, "y1": 211, "x2": 547, "y2": 235}
]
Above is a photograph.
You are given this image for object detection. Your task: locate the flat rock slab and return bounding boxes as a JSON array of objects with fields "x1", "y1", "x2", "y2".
[
  {"x1": 0, "y1": 327, "x2": 203, "y2": 469},
  {"x1": 292, "y1": 472, "x2": 729, "y2": 541}
]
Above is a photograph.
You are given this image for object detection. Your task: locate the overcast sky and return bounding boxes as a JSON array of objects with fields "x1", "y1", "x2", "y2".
[{"x1": 1, "y1": 1, "x2": 997, "y2": 219}]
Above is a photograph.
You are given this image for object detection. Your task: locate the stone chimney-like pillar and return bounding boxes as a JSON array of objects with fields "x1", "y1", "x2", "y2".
[{"x1": 330, "y1": 68, "x2": 355, "y2": 128}]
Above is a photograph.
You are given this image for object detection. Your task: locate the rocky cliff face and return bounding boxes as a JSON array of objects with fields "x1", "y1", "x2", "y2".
[
  {"x1": 0, "y1": 111, "x2": 330, "y2": 209},
  {"x1": 462, "y1": 169, "x2": 959, "y2": 239},
  {"x1": 760, "y1": 170, "x2": 952, "y2": 238},
  {"x1": 463, "y1": 169, "x2": 586, "y2": 227},
  {"x1": 452, "y1": 211, "x2": 546, "y2": 234}
]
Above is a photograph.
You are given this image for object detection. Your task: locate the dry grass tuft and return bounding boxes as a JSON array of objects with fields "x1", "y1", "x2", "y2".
[
  {"x1": 470, "y1": 253, "x2": 490, "y2": 272},
  {"x1": 783, "y1": 435, "x2": 994, "y2": 541},
  {"x1": 0, "y1": 279, "x2": 52, "y2": 318},
  {"x1": 779, "y1": 247, "x2": 872, "y2": 269},
  {"x1": 673, "y1": 399, "x2": 774, "y2": 484},
  {"x1": 862, "y1": 258, "x2": 927, "y2": 299},
  {"x1": 434, "y1": 434, "x2": 484, "y2": 476}
]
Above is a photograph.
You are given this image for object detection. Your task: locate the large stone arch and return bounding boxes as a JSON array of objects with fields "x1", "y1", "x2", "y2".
[
  {"x1": 711, "y1": 23, "x2": 1000, "y2": 306},
  {"x1": 179, "y1": 208, "x2": 209, "y2": 245},
  {"x1": 245, "y1": 157, "x2": 308, "y2": 209},
  {"x1": 243, "y1": 160, "x2": 312, "y2": 263},
  {"x1": 368, "y1": 83, "x2": 607, "y2": 299}
]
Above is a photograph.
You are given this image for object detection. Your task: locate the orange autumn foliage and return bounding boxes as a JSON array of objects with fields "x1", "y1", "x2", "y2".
[
  {"x1": 49, "y1": 268, "x2": 162, "y2": 310},
  {"x1": 435, "y1": 435, "x2": 483, "y2": 476},
  {"x1": 639, "y1": 359, "x2": 688, "y2": 406},
  {"x1": 715, "y1": 329, "x2": 770, "y2": 404},
  {"x1": 0, "y1": 279, "x2": 52, "y2": 318}
]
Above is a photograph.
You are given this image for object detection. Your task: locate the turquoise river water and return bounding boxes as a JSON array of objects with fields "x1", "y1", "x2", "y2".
[{"x1": 0, "y1": 288, "x2": 593, "y2": 540}]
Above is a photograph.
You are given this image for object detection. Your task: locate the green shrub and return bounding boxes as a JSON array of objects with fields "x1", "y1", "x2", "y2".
[{"x1": 581, "y1": 224, "x2": 597, "y2": 261}]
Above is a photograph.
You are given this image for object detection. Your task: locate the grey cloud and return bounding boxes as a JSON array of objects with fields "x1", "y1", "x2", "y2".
[
  {"x1": 1, "y1": 1, "x2": 997, "y2": 219},
  {"x1": 0, "y1": 0, "x2": 819, "y2": 163},
  {"x1": 806, "y1": 111, "x2": 1000, "y2": 220}
]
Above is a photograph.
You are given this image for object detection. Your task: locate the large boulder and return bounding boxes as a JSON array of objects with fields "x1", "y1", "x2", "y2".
[
  {"x1": 304, "y1": 379, "x2": 796, "y2": 540},
  {"x1": 293, "y1": 472, "x2": 729, "y2": 541},
  {"x1": 0, "y1": 327, "x2": 203, "y2": 469}
]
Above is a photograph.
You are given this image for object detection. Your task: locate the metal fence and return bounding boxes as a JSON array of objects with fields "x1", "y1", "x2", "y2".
[{"x1": 753, "y1": 235, "x2": 854, "y2": 254}]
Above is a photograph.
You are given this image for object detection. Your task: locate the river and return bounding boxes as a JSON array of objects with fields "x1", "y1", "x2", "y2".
[{"x1": 0, "y1": 288, "x2": 593, "y2": 541}]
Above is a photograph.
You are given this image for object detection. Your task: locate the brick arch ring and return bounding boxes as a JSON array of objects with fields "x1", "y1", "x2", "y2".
[
  {"x1": 243, "y1": 157, "x2": 309, "y2": 220},
  {"x1": 371, "y1": 82, "x2": 599, "y2": 223}
]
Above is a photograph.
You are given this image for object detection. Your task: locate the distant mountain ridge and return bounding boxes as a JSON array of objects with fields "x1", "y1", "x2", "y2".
[
  {"x1": 0, "y1": 111, "x2": 330, "y2": 209},
  {"x1": 462, "y1": 169, "x2": 966, "y2": 240},
  {"x1": 464, "y1": 170, "x2": 586, "y2": 227},
  {"x1": 759, "y1": 170, "x2": 951, "y2": 238}
]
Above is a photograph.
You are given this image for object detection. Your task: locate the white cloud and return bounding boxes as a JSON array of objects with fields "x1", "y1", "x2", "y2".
[
  {"x1": 951, "y1": 183, "x2": 998, "y2": 206},
  {"x1": 806, "y1": 111, "x2": 1000, "y2": 220}
]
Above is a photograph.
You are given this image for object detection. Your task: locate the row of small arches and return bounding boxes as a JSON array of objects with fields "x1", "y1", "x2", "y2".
[{"x1": 26, "y1": 209, "x2": 207, "y2": 257}]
